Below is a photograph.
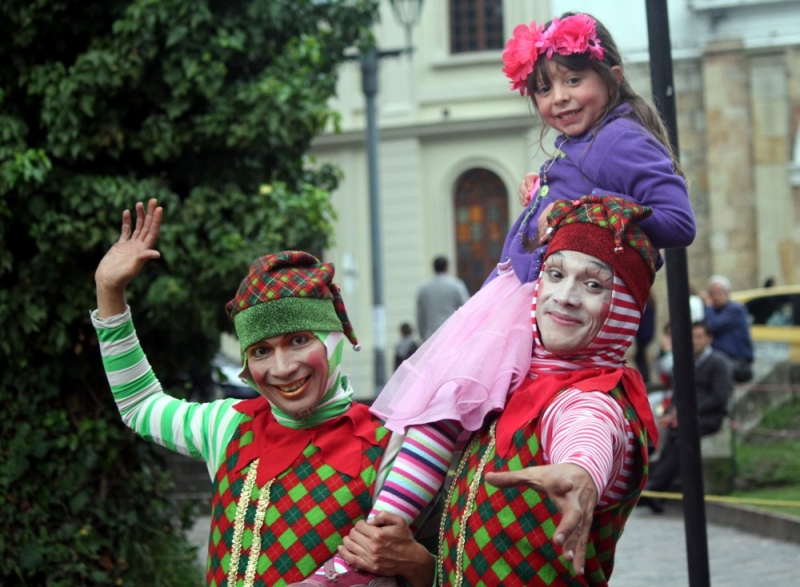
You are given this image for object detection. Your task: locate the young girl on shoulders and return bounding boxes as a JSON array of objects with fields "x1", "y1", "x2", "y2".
[
  {"x1": 295, "y1": 13, "x2": 696, "y2": 586},
  {"x1": 496, "y1": 11, "x2": 695, "y2": 286}
]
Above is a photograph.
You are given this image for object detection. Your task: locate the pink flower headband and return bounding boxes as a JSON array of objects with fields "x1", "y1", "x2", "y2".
[{"x1": 502, "y1": 14, "x2": 605, "y2": 96}]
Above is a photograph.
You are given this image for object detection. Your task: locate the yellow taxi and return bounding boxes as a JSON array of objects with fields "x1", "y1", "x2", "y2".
[{"x1": 730, "y1": 285, "x2": 800, "y2": 363}]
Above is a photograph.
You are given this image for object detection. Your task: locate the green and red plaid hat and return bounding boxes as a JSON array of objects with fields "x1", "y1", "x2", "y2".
[
  {"x1": 545, "y1": 195, "x2": 658, "y2": 311},
  {"x1": 225, "y1": 251, "x2": 359, "y2": 353}
]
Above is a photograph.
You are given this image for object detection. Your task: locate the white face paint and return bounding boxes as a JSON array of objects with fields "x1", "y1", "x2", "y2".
[
  {"x1": 536, "y1": 250, "x2": 613, "y2": 354},
  {"x1": 245, "y1": 332, "x2": 329, "y2": 419}
]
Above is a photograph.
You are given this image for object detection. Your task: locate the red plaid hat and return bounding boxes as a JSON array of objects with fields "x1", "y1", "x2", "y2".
[
  {"x1": 545, "y1": 195, "x2": 658, "y2": 311},
  {"x1": 225, "y1": 251, "x2": 359, "y2": 353}
]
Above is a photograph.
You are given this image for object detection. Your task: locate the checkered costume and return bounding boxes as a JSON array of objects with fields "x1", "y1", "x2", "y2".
[
  {"x1": 437, "y1": 196, "x2": 660, "y2": 586},
  {"x1": 438, "y1": 387, "x2": 648, "y2": 586},
  {"x1": 207, "y1": 407, "x2": 390, "y2": 586},
  {"x1": 91, "y1": 250, "x2": 393, "y2": 587},
  {"x1": 91, "y1": 309, "x2": 391, "y2": 586}
]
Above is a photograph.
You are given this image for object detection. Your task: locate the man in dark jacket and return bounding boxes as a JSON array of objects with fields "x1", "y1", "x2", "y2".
[
  {"x1": 640, "y1": 321, "x2": 732, "y2": 513},
  {"x1": 704, "y1": 274, "x2": 754, "y2": 382}
]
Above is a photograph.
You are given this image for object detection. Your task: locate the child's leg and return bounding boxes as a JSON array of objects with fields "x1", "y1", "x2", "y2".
[{"x1": 369, "y1": 420, "x2": 461, "y2": 523}]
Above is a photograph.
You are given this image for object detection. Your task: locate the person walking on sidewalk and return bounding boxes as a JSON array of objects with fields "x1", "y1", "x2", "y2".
[{"x1": 416, "y1": 256, "x2": 469, "y2": 341}]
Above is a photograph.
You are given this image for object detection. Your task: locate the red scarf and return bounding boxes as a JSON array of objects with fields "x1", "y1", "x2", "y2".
[
  {"x1": 233, "y1": 398, "x2": 382, "y2": 486},
  {"x1": 496, "y1": 366, "x2": 657, "y2": 457}
]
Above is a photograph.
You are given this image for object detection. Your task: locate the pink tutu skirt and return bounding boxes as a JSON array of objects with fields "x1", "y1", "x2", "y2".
[{"x1": 371, "y1": 267, "x2": 536, "y2": 434}]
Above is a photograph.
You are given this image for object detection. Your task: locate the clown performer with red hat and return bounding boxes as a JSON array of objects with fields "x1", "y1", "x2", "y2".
[
  {"x1": 91, "y1": 199, "x2": 433, "y2": 587},
  {"x1": 331, "y1": 195, "x2": 663, "y2": 587},
  {"x1": 331, "y1": 15, "x2": 696, "y2": 586}
]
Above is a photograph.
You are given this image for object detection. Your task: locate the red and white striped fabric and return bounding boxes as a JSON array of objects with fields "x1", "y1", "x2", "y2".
[
  {"x1": 540, "y1": 388, "x2": 635, "y2": 505},
  {"x1": 530, "y1": 273, "x2": 642, "y2": 504}
]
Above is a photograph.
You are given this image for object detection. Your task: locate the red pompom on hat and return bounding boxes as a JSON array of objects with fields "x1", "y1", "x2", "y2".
[{"x1": 544, "y1": 195, "x2": 658, "y2": 311}]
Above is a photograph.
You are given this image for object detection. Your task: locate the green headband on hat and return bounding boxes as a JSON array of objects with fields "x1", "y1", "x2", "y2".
[{"x1": 225, "y1": 251, "x2": 359, "y2": 354}]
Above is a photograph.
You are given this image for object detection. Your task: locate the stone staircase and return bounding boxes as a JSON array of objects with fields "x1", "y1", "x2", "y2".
[{"x1": 154, "y1": 444, "x2": 213, "y2": 505}]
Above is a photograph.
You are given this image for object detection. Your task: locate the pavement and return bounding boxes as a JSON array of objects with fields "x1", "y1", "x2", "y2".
[
  {"x1": 186, "y1": 503, "x2": 800, "y2": 585},
  {"x1": 612, "y1": 506, "x2": 800, "y2": 586}
]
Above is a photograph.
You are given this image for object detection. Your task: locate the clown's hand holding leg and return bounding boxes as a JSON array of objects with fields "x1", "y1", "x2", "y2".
[
  {"x1": 485, "y1": 463, "x2": 597, "y2": 576},
  {"x1": 337, "y1": 511, "x2": 435, "y2": 587},
  {"x1": 95, "y1": 199, "x2": 163, "y2": 319}
]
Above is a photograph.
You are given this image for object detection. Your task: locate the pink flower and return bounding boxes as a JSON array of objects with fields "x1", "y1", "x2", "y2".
[
  {"x1": 502, "y1": 22, "x2": 545, "y2": 95},
  {"x1": 547, "y1": 14, "x2": 603, "y2": 58},
  {"x1": 502, "y1": 15, "x2": 605, "y2": 96},
  {"x1": 541, "y1": 17, "x2": 561, "y2": 59}
]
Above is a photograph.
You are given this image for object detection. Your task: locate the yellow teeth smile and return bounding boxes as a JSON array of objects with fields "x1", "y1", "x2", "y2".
[{"x1": 275, "y1": 377, "x2": 309, "y2": 396}]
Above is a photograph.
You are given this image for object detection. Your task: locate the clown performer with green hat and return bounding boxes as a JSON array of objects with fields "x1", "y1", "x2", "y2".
[{"x1": 91, "y1": 199, "x2": 435, "y2": 587}]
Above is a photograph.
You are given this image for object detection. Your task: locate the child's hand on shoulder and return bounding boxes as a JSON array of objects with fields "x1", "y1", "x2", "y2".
[
  {"x1": 537, "y1": 202, "x2": 556, "y2": 244},
  {"x1": 518, "y1": 172, "x2": 539, "y2": 207}
]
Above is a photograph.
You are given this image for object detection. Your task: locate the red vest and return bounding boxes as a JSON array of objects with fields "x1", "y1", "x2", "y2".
[
  {"x1": 439, "y1": 386, "x2": 649, "y2": 587},
  {"x1": 205, "y1": 413, "x2": 390, "y2": 587}
]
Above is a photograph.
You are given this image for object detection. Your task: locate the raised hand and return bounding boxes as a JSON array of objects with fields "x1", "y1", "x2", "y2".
[
  {"x1": 485, "y1": 463, "x2": 598, "y2": 576},
  {"x1": 95, "y1": 199, "x2": 163, "y2": 318}
]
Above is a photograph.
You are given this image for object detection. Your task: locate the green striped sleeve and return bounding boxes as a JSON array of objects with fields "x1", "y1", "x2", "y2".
[
  {"x1": 102, "y1": 343, "x2": 145, "y2": 372},
  {"x1": 91, "y1": 308, "x2": 247, "y2": 477},
  {"x1": 97, "y1": 318, "x2": 135, "y2": 343}
]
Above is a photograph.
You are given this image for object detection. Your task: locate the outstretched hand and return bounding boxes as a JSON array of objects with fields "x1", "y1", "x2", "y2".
[
  {"x1": 95, "y1": 199, "x2": 163, "y2": 318},
  {"x1": 485, "y1": 463, "x2": 598, "y2": 576}
]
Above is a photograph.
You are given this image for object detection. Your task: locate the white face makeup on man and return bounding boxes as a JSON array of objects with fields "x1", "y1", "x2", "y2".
[
  {"x1": 536, "y1": 250, "x2": 613, "y2": 354},
  {"x1": 245, "y1": 331, "x2": 330, "y2": 420}
]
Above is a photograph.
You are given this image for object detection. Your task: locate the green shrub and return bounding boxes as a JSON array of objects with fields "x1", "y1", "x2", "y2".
[
  {"x1": 0, "y1": 0, "x2": 378, "y2": 584},
  {"x1": 735, "y1": 396, "x2": 800, "y2": 489}
]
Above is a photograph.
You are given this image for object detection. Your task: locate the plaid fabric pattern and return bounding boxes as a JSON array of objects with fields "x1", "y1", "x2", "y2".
[
  {"x1": 547, "y1": 195, "x2": 658, "y2": 274},
  {"x1": 439, "y1": 386, "x2": 649, "y2": 587},
  {"x1": 225, "y1": 251, "x2": 359, "y2": 349},
  {"x1": 543, "y1": 195, "x2": 658, "y2": 311},
  {"x1": 226, "y1": 252, "x2": 335, "y2": 318},
  {"x1": 206, "y1": 415, "x2": 390, "y2": 586},
  {"x1": 329, "y1": 283, "x2": 356, "y2": 348}
]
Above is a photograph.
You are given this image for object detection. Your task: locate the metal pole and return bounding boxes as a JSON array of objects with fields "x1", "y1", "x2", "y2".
[
  {"x1": 645, "y1": 2, "x2": 711, "y2": 586},
  {"x1": 361, "y1": 48, "x2": 387, "y2": 395}
]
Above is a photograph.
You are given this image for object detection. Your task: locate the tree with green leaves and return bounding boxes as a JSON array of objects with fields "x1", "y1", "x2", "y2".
[{"x1": 0, "y1": 1, "x2": 378, "y2": 584}]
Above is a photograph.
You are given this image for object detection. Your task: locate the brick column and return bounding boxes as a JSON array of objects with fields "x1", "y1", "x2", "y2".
[
  {"x1": 750, "y1": 54, "x2": 792, "y2": 286},
  {"x1": 702, "y1": 41, "x2": 757, "y2": 289}
]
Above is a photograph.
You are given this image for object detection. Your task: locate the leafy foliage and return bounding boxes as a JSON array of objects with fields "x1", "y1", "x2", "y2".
[{"x1": 0, "y1": 0, "x2": 378, "y2": 584}]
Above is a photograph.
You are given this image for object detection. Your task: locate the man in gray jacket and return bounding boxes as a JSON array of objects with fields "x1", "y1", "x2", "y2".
[{"x1": 416, "y1": 256, "x2": 469, "y2": 341}]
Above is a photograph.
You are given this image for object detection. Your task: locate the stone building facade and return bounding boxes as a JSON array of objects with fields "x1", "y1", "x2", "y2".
[{"x1": 310, "y1": 0, "x2": 800, "y2": 396}]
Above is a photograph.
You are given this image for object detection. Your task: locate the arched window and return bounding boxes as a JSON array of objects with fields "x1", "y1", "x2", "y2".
[
  {"x1": 454, "y1": 168, "x2": 509, "y2": 294},
  {"x1": 450, "y1": 0, "x2": 504, "y2": 54}
]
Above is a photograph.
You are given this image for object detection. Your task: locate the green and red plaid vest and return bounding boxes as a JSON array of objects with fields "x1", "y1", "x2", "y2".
[
  {"x1": 205, "y1": 414, "x2": 390, "y2": 587},
  {"x1": 438, "y1": 386, "x2": 649, "y2": 587}
]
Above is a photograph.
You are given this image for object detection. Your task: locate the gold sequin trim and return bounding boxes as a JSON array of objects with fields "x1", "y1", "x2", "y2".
[
  {"x1": 244, "y1": 478, "x2": 274, "y2": 586},
  {"x1": 227, "y1": 459, "x2": 274, "y2": 587},
  {"x1": 437, "y1": 421, "x2": 497, "y2": 587}
]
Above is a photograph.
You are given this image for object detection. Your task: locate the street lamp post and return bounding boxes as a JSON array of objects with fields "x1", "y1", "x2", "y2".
[{"x1": 362, "y1": 0, "x2": 423, "y2": 395}]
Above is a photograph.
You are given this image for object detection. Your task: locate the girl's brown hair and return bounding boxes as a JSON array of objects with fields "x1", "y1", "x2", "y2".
[{"x1": 525, "y1": 12, "x2": 685, "y2": 178}]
